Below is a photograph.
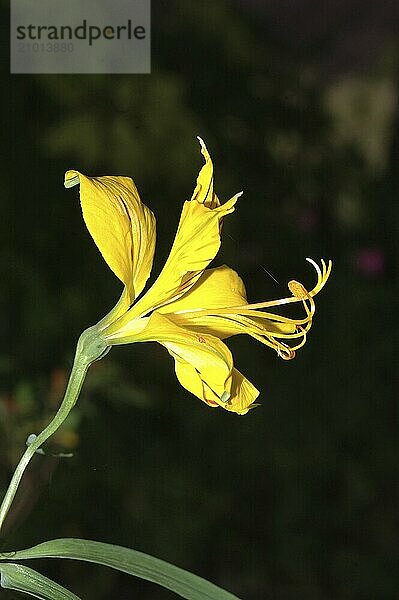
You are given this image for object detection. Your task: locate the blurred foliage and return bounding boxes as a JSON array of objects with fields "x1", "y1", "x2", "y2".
[{"x1": 0, "y1": 1, "x2": 397, "y2": 599}]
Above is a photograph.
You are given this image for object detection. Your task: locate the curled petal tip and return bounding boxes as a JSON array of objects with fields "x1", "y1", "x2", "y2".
[
  {"x1": 196, "y1": 136, "x2": 210, "y2": 159},
  {"x1": 64, "y1": 170, "x2": 80, "y2": 189}
]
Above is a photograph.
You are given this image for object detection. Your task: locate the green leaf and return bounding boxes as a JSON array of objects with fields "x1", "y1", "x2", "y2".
[
  {"x1": 1, "y1": 538, "x2": 240, "y2": 600},
  {"x1": 0, "y1": 562, "x2": 81, "y2": 600}
]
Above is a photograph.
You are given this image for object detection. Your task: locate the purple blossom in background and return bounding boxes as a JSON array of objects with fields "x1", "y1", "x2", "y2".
[{"x1": 352, "y1": 247, "x2": 385, "y2": 277}]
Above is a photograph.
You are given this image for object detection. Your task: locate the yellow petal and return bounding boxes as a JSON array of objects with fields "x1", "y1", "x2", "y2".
[
  {"x1": 106, "y1": 312, "x2": 233, "y2": 398},
  {"x1": 158, "y1": 265, "x2": 247, "y2": 314},
  {"x1": 105, "y1": 139, "x2": 240, "y2": 334},
  {"x1": 127, "y1": 312, "x2": 232, "y2": 395},
  {"x1": 228, "y1": 369, "x2": 260, "y2": 415},
  {"x1": 105, "y1": 311, "x2": 257, "y2": 414},
  {"x1": 191, "y1": 136, "x2": 220, "y2": 208},
  {"x1": 64, "y1": 170, "x2": 156, "y2": 304},
  {"x1": 174, "y1": 358, "x2": 259, "y2": 415},
  {"x1": 174, "y1": 357, "x2": 220, "y2": 406}
]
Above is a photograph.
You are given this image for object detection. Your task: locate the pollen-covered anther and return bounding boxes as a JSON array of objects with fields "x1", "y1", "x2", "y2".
[{"x1": 288, "y1": 280, "x2": 308, "y2": 300}]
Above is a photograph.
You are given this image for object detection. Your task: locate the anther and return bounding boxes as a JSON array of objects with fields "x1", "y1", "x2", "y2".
[{"x1": 288, "y1": 280, "x2": 308, "y2": 299}]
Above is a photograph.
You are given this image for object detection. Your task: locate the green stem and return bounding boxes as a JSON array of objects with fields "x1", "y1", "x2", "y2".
[{"x1": 0, "y1": 327, "x2": 109, "y2": 534}]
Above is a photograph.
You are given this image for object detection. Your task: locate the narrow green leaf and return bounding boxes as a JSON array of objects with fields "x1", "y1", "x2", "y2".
[
  {"x1": 0, "y1": 562, "x2": 81, "y2": 600},
  {"x1": 2, "y1": 538, "x2": 240, "y2": 600}
]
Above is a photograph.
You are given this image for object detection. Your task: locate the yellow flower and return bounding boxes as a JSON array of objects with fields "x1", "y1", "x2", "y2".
[{"x1": 64, "y1": 138, "x2": 331, "y2": 415}]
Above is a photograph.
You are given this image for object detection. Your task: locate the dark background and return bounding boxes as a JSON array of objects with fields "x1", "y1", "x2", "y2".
[{"x1": 0, "y1": 1, "x2": 397, "y2": 598}]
